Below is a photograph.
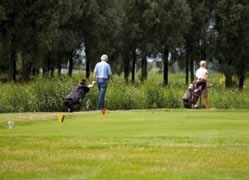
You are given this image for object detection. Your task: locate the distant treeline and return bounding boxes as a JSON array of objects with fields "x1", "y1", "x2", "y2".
[{"x1": 0, "y1": 0, "x2": 248, "y2": 88}]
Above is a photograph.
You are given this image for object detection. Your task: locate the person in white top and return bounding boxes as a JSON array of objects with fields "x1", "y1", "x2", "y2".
[{"x1": 195, "y1": 60, "x2": 209, "y2": 109}]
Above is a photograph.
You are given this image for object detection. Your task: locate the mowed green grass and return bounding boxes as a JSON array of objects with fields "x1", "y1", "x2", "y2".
[{"x1": 1, "y1": 110, "x2": 249, "y2": 180}]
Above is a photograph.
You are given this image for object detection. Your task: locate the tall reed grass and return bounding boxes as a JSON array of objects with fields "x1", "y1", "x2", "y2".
[{"x1": 0, "y1": 73, "x2": 248, "y2": 112}]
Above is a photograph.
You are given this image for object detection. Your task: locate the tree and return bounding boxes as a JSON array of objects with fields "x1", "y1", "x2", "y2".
[
  {"x1": 215, "y1": 0, "x2": 249, "y2": 88},
  {"x1": 121, "y1": 0, "x2": 142, "y2": 82},
  {"x1": 0, "y1": 0, "x2": 61, "y2": 80},
  {"x1": 73, "y1": 0, "x2": 119, "y2": 79},
  {"x1": 184, "y1": 0, "x2": 210, "y2": 84},
  {"x1": 122, "y1": 0, "x2": 157, "y2": 82},
  {"x1": 152, "y1": 0, "x2": 191, "y2": 85},
  {"x1": 0, "y1": 0, "x2": 21, "y2": 81},
  {"x1": 234, "y1": 1, "x2": 249, "y2": 89}
]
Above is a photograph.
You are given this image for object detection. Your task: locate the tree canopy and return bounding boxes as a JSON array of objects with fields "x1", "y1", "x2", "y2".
[{"x1": 0, "y1": 0, "x2": 248, "y2": 88}]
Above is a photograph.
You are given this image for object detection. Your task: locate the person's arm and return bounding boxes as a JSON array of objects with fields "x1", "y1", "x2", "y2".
[
  {"x1": 108, "y1": 75, "x2": 112, "y2": 81},
  {"x1": 93, "y1": 71, "x2": 96, "y2": 81},
  {"x1": 108, "y1": 64, "x2": 112, "y2": 81},
  {"x1": 93, "y1": 65, "x2": 97, "y2": 81},
  {"x1": 195, "y1": 69, "x2": 199, "y2": 80},
  {"x1": 204, "y1": 69, "x2": 208, "y2": 81}
]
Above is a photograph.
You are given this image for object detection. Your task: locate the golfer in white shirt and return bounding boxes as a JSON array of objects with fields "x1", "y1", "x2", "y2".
[{"x1": 195, "y1": 60, "x2": 209, "y2": 109}]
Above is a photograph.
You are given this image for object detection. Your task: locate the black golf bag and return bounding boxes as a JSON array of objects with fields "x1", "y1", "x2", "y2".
[
  {"x1": 64, "y1": 84, "x2": 90, "y2": 112},
  {"x1": 182, "y1": 80, "x2": 207, "y2": 109}
]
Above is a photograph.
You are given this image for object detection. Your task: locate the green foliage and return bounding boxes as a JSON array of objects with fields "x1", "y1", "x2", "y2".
[
  {"x1": 0, "y1": 76, "x2": 75, "y2": 112},
  {"x1": 215, "y1": 0, "x2": 249, "y2": 87},
  {"x1": 106, "y1": 83, "x2": 145, "y2": 110},
  {"x1": 0, "y1": 0, "x2": 248, "y2": 89},
  {"x1": 0, "y1": 73, "x2": 248, "y2": 113},
  {"x1": 155, "y1": 0, "x2": 191, "y2": 48}
]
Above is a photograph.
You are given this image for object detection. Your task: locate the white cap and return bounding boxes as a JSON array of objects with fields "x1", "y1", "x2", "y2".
[
  {"x1": 101, "y1": 54, "x2": 108, "y2": 61},
  {"x1": 200, "y1": 60, "x2": 207, "y2": 67}
]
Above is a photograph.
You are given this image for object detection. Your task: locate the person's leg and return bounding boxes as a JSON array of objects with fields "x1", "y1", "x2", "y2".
[
  {"x1": 203, "y1": 88, "x2": 209, "y2": 109},
  {"x1": 97, "y1": 82, "x2": 107, "y2": 110},
  {"x1": 99, "y1": 82, "x2": 107, "y2": 109},
  {"x1": 204, "y1": 95, "x2": 209, "y2": 109},
  {"x1": 97, "y1": 83, "x2": 101, "y2": 110}
]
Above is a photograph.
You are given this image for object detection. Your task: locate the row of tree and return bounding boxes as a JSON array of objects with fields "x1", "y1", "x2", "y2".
[{"x1": 0, "y1": 0, "x2": 248, "y2": 88}]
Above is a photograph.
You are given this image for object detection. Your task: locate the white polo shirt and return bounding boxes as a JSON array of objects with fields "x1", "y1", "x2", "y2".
[{"x1": 196, "y1": 67, "x2": 208, "y2": 80}]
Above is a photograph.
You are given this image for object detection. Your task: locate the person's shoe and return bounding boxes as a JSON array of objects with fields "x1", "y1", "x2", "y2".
[{"x1": 101, "y1": 108, "x2": 107, "y2": 115}]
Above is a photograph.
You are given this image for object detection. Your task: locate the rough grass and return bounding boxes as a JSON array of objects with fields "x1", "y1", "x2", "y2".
[
  {"x1": 1, "y1": 110, "x2": 249, "y2": 179},
  {"x1": 0, "y1": 73, "x2": 249, "y2": 112}
]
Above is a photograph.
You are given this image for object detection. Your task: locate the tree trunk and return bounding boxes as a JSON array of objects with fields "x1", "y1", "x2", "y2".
[
  {"x1": 238, "y1": 74, "x2": 245, "y2": 90},
  {"x1": 131, "y1": 49, "x2": 136, "y2": 83},
  {"x1": 68, "y1": 50, "x2": 74, "y2": 77},
  {"x1": 42, "y1": 67, "x2": 48, "y2": 77},
  {"x1": 43, "y1": 52, "x2": 51, "y2": 77},
  {"x1": 201, "y1": 39, "x2": 207, "y2": 60},
  {"x1": 32, "y1": 67, "x2": 36, "y2": 76},
  {"x1": 141, "y1": 53, "x2": 147, "y2": 82},
  {"x1": 84, "y1": 34, "x2": 91, "y2": 79},
  {"x1": 123, "y1": 52, "x2": 130, "y2": 83},
  {"x1": 185, "y1": 39, "x2": 193, "y2": 84},
  {"x1": 57, "y1": 64, "x2": 62, "y2": 76},
  {"x1": 225, "y1": 73, "x2": 233, "y2": 88},
  {"x1": 9, "y1": 34, "x2": 17, "y2": 81},
  {"x1": 163, "y1": 47, "x2": 169, "y2": 86},
  {"x1": 22, "y1": 60, "x2": 32, "y2": 81},
  {"x1": 50, "y1": 67, "x2": 54, "y2": 78},
  {"x1": 85, "y1": 49, "x2": 90, "y2": 79},
  {"x1": 32, "y1": 67, "x2": 39, "y2": 76},
  {"x1": 190, "y1": 49, "x2": 195, "y2": 82},
  {"x1": 185, "y1": 52, "x2": 189, "y2": 85}
]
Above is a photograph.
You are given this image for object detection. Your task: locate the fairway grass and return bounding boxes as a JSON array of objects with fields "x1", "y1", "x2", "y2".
[{"x1": 1, "y1": 110, "x2": 249, "y2": 179}]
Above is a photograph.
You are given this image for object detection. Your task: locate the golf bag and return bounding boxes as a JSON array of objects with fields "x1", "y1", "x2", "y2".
[
  {"x1": 182, "y1": 80, "x2": 207, "y2": 109},
  {"x1": 64, "y1": 84, "x2": 90, "y2": 112}
]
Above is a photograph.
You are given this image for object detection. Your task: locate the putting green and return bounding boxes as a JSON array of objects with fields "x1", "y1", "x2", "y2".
[{"x1": 0, "y1": 110, "x2": 249, "y2": 179}]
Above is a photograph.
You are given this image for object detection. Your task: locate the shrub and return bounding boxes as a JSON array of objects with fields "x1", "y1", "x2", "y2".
[{"x1": 0, "y1": 73, "x2": 248, "y2": 112}]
